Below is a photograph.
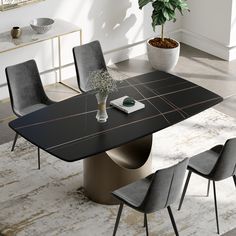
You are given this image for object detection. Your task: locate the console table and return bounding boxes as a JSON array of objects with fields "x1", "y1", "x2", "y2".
[
  {"x1": 0, "y1": 19, "x2": 82, "y2": 92},
  {"x1": 9, "y1": 70, "x2": 223, "y2": 204}
]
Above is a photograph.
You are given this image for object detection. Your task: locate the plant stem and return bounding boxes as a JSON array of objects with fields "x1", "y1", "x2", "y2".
[{"x1": 161, "y1": 24, "x2": 164, "y2": 41}]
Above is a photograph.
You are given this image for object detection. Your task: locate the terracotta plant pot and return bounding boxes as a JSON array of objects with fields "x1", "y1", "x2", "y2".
[{"x1": 147, "y1": 38, "x2": 180, "y2": 72}]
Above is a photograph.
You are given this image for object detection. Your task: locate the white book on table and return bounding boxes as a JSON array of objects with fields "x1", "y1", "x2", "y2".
[{"x1": 110, "y1": 96, "x2": 145, "y2": 114}]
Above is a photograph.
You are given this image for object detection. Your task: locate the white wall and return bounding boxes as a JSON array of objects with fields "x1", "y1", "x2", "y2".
[
  {"x1": 182, "y1": 0, "x2": 232, "y2": 46},
  {"x1": 228, "y1": 0, "x2": 236, "y2": 60},
  {"x1": 230, "y1": 0, "x2": 236, "y2": 46},
  {"x1": 0, "y1": 0, "x2": 182, "y2": 100},
  {"x1": 181, "y1": 0, "x2": 235, "y2": 60}
]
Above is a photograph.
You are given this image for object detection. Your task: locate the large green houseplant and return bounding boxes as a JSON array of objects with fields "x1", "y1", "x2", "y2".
[{"x1": 138, "y1": 0, "x2": 189, "y2": 71}]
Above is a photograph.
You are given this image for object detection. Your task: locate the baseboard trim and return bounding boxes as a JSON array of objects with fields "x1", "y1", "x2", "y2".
[
  {"x1": 0, "y1": 29, "x2": 235, "y2": 101},
  {"x1": 103, "y1": 29, "x2": 182, "y2": 65},
  {"x1": 105, "y1": 29, "x2": 236, "y2": 62},
  {"x1": 229, "y1": 46, "x2": 236, "y2": 61},
  {"x1": 180, "y1": 29, "x2": 233, "y2": 61}
]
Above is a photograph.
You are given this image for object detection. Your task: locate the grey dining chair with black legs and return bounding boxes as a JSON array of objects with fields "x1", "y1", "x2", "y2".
[
  {"x1": 112, "y1": 158, "x2": 189, "y2": 236},
  {"x1": 5, "y1": 59, "x2": 56, "y2": 170},
  {"x1": 73, "y1": 40, "x2": 107, "y2": 93},
  {"x1": 178, "y1": 138, "x2": 236, "y2": 234}
]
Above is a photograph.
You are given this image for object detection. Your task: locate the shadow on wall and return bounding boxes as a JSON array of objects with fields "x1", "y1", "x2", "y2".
[
  {"x1": 142, "y1": 3, "x2": 155, "y2": 41},
  {"x1": 88, "y1": 0, "x2": 136, "y2": 63}
]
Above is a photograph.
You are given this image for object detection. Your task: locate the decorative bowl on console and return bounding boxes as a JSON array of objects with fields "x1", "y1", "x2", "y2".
[{"x1": 30, "y1": 18, "x2": 54, "y2": 34}]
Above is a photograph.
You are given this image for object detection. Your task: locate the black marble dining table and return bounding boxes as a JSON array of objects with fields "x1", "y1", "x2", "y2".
[{"x1": 9, "y1": 70, "x2": 223, "y2": 162}]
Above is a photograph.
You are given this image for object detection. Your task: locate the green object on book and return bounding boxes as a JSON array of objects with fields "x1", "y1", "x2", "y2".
[{"x1": 123, "y1": 97, "x2": 135, "y2": 107}]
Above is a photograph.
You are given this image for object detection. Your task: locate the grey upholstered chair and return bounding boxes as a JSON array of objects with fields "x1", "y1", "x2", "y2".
[
  {"x1": 112, "y1": 158, "x2": 189, "y2": 236},
  {"x1": 5, "y1": 59, "x2": 55, "y2": 169},
  {"x1": 73, "y1": 40, "x2": 107, "y2": 92},
  {"x1": 178, "y1": 138, "x2": 236, "y2": 234}
]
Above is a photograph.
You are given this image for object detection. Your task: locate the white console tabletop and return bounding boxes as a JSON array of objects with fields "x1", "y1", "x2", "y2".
[
  {"x1": 0, "y1": 19, "x2": 81, "y2": 53},
  {"x1": 0, "y1": 19, "x2": 82, "y2": 92}
]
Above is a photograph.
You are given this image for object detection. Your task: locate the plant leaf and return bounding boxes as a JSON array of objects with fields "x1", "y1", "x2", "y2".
[
  {"x1": 139, "y1": 0, "x2": 189, "y2": 33},
  {"x1": 138, "y1": 0, "x2": 153, "y2": 9}
]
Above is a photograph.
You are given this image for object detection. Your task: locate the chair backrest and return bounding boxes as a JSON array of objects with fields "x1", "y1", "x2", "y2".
[
  {"x1": 73, "y1": 40, "x2": 107, "y2": 92},
  {"x1": 5, "y1": 59, "x2": 49, "y2": 117},
  {"x1": 210, "y1": 138, "x2": 236, "y2": 181},
  {"x1": 140, "y1": 158, "x2": 188, "y2": 213}
]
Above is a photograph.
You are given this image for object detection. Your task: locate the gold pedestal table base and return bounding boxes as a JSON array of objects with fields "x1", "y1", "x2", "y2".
[{"x1": 83, "y1": 135, "x2": 152, "y2": 205}]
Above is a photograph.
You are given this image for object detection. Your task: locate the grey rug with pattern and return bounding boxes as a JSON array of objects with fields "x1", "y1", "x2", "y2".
[{"x1": 0, "y1": 108, "x2": 236, "y2": 236}]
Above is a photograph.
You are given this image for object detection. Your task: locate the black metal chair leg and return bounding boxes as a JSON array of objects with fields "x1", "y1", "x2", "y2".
[
  {"x1": 206, "y1": 180, "x2": 211, "y2": 197},
  {"x1": 37, "y1": 148, "x2": 40, "y2": 170},
  {"x1": 113, "y1": 203, "x2": 123, "y2": 236},
  {"x1": 178, "y1": 171, "x2": 192, "y2": 210},
  {"x1": 213, "y1": 181, "x2": 220, "y2": 234},
  {"x1": 144, "y1": 213, "x2": 149, "y2": 236},
  {"x1": 143, "y1": 213, "x2": 146, "y2": 227},
  {"x1": 11, "y1": 133, "x2": 18, "y2": 151},
  {"x1": 233, "y1": 175, "x2": 236, "y2": 188},
  {"x1": 167, "y1": 206, "x2": 179, "y2": 236}
]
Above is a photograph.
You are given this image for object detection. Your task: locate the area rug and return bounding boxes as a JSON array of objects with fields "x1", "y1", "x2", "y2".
[{"x1": 0, "y1": 108, "x2": 236, "y2": 236}]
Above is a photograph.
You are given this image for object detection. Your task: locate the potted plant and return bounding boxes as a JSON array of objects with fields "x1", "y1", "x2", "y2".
[{"x1": 138, "y1": 0, "x2": 190, "y2": 71}]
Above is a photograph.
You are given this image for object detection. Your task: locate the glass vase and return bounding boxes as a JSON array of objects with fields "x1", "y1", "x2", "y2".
[{"x1": 96, "y1": 93, "x2": 108, "y2": 123}]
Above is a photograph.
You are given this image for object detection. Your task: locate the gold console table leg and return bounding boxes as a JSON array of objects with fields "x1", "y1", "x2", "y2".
[{"x1": 83, "y1": 135, "x2": 152, "y2": 205}]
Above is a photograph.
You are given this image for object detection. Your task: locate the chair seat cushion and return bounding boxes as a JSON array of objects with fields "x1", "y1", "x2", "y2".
[
  {"x1": 188, "y1": 145, "x2": 223, "y2": 176},
  {"x1": 17, "y1": 103, "x2": 48, "y2": 116},
  {"x1": 112, "y1": 174, "x2": 153, "y2": 208}
]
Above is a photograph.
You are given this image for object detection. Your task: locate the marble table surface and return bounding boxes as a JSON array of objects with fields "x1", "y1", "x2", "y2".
[
  {"x1": 0, "y1": 19, "x2": 80, "y2": 53},
  {"x1": 9, "y1": 70, "x2": 223, "y2": 162}
]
